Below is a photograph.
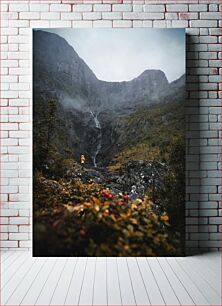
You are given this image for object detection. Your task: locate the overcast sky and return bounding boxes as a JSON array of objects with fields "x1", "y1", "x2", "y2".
[{"x1": 43, "y1": 28, "x2": 185, "y2": 83}]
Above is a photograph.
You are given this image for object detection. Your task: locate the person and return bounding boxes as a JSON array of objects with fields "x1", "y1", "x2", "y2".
[{"x1": 80, "y1": 154, "x2": 86, "y2": 167}]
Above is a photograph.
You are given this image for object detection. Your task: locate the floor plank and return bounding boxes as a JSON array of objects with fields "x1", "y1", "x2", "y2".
[
  {"x1": 2, "y1": 252, "x2": 22, "y2": 273},
  {"x1": 167, "y1": 257, "x2": 210, "y2": 305},
  {"x1": 178, "y1": 256, "x2": 220, "y2": 295},
  {"x1": 127, "y1": 257, "x2": 150, "y2": 305},
  {"x1": 0, "y1": 251, "x2": 14, "y2": 263},
  {"x1": 78, "y1": 257, "x2": 96, "y2": 305},
  {"x1": 195, "y1": 252, "x2": 220, "y2": 274},
  {"x1": 137, "y1": 257, "x2": 165, "y2": 305},
  {"x1": 5, "y1": 258, "x2": 46, "y2": 305},
  {"x1": 147, "y1": 258, "x2": 179, "y2": 305},
  {"x1": 65, "y1": 257, "x2": 87, "y2": 306},
  {"x1": 2, "y1": 256, "x2": 37, "y2": 305},
  {"x1": 107, "y1": 258, "x2": 122, "y2": 306},
  {"x1": 117, "y1": 257, "x2": 136, "y2": 305},
  {"x1": 50, "y1": 257, "x2": 78, "y2": 305},
  {"x1": 176, "y1": 257, "x2": 221, "y2": 305},
  {"x1": 1, "y1": 252, "x2": 29, "y2": 289},
  {"x1": 93, "y1": 257, "x2": 107, "y2": 305},
  {"x1": 35, "y1": 258, "x2": 67, "y2": 305},
  {"x1": 157, "y1": 258, "x2": 195, "y2": 305},
  {"x1": 21, "y1": 258, "x2": 57, "y2": 305}
]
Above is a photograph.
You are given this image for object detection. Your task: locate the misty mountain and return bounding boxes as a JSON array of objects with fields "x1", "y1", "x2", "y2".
[{"x1": 33, "y1": 30, "x2": 185, "y2": 167}]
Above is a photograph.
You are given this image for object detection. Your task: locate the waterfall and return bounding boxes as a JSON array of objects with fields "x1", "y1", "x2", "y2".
[{"x1": 90, "y1": 111, "x2": 102, "y2": 167}]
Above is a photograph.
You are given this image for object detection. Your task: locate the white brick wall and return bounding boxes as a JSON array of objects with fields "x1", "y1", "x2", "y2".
[{"x1": 1, "y1": 0, "x2": 221, "y2": 254}]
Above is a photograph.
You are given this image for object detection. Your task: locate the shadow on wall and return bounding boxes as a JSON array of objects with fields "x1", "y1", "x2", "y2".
[
  {"x1": 186, "y1": 33, "x2": 201, "y2": 256},
  {"x1": 185, "y1": 33, "x2": 219, "y2": 256}
]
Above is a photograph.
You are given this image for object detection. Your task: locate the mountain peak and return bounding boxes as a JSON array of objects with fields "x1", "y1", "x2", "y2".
[{"x1": 137, "y1": 69, "x2": 169, "y2": 84}]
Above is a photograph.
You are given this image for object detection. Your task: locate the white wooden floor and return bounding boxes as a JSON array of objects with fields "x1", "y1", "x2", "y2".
[{"x1": 1, "y1": 251, "x2": 220, "y2": 306}]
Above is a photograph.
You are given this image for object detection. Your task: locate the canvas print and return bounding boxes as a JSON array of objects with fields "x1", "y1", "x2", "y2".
[{"x1": 33, "y1": 29, "x2": 185, "y2": 256}]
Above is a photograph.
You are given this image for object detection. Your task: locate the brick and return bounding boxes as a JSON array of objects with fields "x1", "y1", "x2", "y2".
[
  {"x1": 83, "y1": 12, "x2": 101, "y2": 20},
  {"x1": 199, "y1": 28, "x2": 209, "y2": 36},
  {"x1": 0, "y1": 217, "x2": 9, "y2": 225},
  {"x1": 9, "y1": 99, "x2": 29, "y2": 107},
  {"x1": 132, "y1": 20, "x2": 143, "y2": 27},
  {"x1": 200, "y1": 36, "x2": 217, "y2": 44},
  {"x1": 19, "y1": 209, "x2": 30, "y2": 217},
  {"x1": 8, "y1": 52, "x2": 29, "y2": 60},
  {"x1": 200, "y1": 202, "x2": 218, "y2": 209},
  {"x1": 9, "y1": 20, "x2": 29, "y2": 28},
  {"x1": 9, "y1": 217, "x2": 29, "y2": 225},
  {"x1": 200, "y1": 12, "x2": 221, "y2": 20},
  {"x1": 50, "y1": 4, "x2": 71, "y2": 12},
  {"x1": 41, "y1": 12, "x2": 60, "y2": 20},
  {"x1": 112, "y1": 4, "x2": 132, "y2": 11},
  {"x1": 30, "y1": 21, "x2": 50, "y2": 28},
  {"x1": 8, "y1": 44, "x2": 18, "y2": 52},
  {"x1": 165, "y1": 13, "x2": 178, "y2": 20},
  {"x1": 50, "y1": 21, "x2": 72, "y2": 28},
  {"x1": 1, "y1": 241, "x2": 18, "y2": 248},
  {"x1": 8, "y1": 146, "x2": 30, "y2": 154},
  {"x1": 1, "y1": 138, "x2": 18, "y2": 146},
  {"x1": 191, "y1": 233, "x2": 209, "y2": 240},
  {"x1": 8, "y1": 36, "x2": 30, "y2": 45},
  {"x1": 1, "y1": 225, "x2": 18, "y2": 233},
  {"x1": 19, "y1": 12, "x2": 40, "y2": 20},
  {"x1": 94, "y1": 4, "x2": 111, "y2": 12},
  {"x1": 143, "y1": 5, "x2": 165, "y2": 12},
  {"x1": 190, "y1": 20, "x2": 218, "y2": 28},
  {"x1": 19, "y1": 241, "x2": 31, "y2": 248},
  {"x1": 200, "y1": 209, "x2": 218, "y2": 217},
  {"x1": 123, "y1": 12, "x2": 164, "y2": 19},
  {"x1": 30, "y1": 4, "x2": 49, "y2": 12},
  {"x1": 9, "y1": 115, "x2": 29, "y2": 123},
  {"x1": 179, "y1": 12, "x2": 198, "y2": 20},
  {"x1": 61, "y1": 12, "x2": 82, "y2": 20},
  {"x1": 2, "y1": 28, "x2": 18, "y2": 36},
  {"x1": 1, "y1": 4, "x2": 8, "y2": 12},
  {"x1": 153, "y1": 20, "x2": 172, "y2": 28},
  {"x1": 9, "y1": 233, "x2": 29, "y2": 240},
  {"x1": 209, "y1": 28, "x2": 222, "y2": 35},
  {"x1": 2, "y1": 123, "x2": 18, "y2": 131},
  {"x1": 72, "y1": 20, "x2": 93, "y2": 28},
  {"x1": 73, "y1": 4, "x2": 92, "y2": 12},
  {"x1": 209, "y1": 4, "x2": 219, "y2": 12},
  {"x1": 189, "y1": 4, "x2": 207, "y2": 12},
  {"x1": 172, "y1": 20, "x2": 188, "y2": 28},
  {"x1": 19, "y1": 226, "x2": 30, "y2": 233},
  {"x1": 1, "y1": 209, "x2": 18, "y2": 216},
  {"x1": 142, "y1": 20, "x2": 152, "y2": 27},
  {"x1": 93, "y1": 20, "x2": 112, "y2": 28},
  {"x1": 166, "y1": 5, "x2": 188, "y2": 12},
  {"x1": 113, "y1": 20, "x2": 132, "y2": 27},
  {"x1": 9, "y1": 68, "x2": 30, "y2": 75},
  {"x1": 133, "y1": 5, "x2": 143, "y2": 12},
  {"x1": 209, "y1": 60, "x2": 221, "y2": 68},
  {"x1": 102, "y1": 12, "x2": 122, "y2": 19},
  {"x1": 210, "y1": 233, "x2": 221, "y2": 240},
  {"x1": 9, "y1": 4, "x2": 28, "y2": 12},
  {"x1": 209, "y1": 217, "x2": 221, "y2": 225}
]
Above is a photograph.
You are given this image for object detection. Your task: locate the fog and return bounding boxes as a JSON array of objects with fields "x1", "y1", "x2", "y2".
[{"x1": 41, "y1": 28, "x2": 185, "y2": 83}]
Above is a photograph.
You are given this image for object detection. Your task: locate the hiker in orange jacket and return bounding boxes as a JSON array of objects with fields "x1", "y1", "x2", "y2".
[{"x1": 80, "y1": 154, "x2": 86, "y2": 167}]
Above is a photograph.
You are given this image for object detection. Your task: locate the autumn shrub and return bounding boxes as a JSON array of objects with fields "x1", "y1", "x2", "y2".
[{"x1": 34, "y1": 175, "x2": 182, "y2": 256}]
